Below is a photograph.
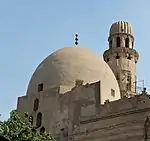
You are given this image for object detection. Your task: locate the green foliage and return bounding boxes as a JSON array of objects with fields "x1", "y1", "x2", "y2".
[{"x1": 0, "y1": 110, "x2": 55, "y2": 141}]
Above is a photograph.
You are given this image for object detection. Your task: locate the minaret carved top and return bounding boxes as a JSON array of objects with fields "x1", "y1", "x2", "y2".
[
  {"x1": 103, "y1": 21, "x2": 139, "y2": 98},
  {"x1": 109, "y1": 21, "x2": 133, "y2": 37}
]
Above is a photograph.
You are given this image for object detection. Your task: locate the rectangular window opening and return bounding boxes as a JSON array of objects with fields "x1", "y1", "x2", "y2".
[
  {"x1": 111, "y1": 89, "x2": 115, "y2": 97},
  {"x1": 38, "y1": 83, "x2": 43, "y2": 92}
]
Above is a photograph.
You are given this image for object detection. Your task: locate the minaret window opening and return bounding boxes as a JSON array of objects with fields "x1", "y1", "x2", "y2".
[
  {"x1": 116, "y1": 75, "x2": 119, "y2": 81},
  {"x1": 116, "y1": 53, "x2": 120, "y2": 66},
  {"x1": 126, "y1": 83, "x2": 131, "y2": 91},
  {"x1": 127, "y1": 73, "x2": 131, "y2": 82},
  {"x1": 33, "y1": 98, "x2": 39, "y2": 112},
  {"x1": 116, "y1": 53, "x2": 120, "y2": 59},
  {"x1": 36, "y1": 112, "x2": 42, "y2": 128},
  {"x1": 116, "y1": 37, "x2": 120, "y2": 47},
  {"x1": 132, "y1": 41, "x2": 134, "y2": 48},
  {"x1": 126, "y1": 73, "x2": 131, "y2": 91},
  {"x1": 127, "y1": 54, "x2": 132, "y2": 60},
  {"x1": 125, "y1": 38, "x2": 129, "y2": 48},
  {"x1": 109, "y1": 40, "x2": 112, "y2": 48}
]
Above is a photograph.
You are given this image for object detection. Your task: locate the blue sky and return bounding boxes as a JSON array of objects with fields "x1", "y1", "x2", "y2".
[{"x1": 0, "y1": 0, "x2": 150, "y2": 120}]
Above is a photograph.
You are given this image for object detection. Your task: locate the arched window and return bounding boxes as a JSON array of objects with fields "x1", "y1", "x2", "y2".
[
  {"x1": 125, "y1": 38, "x2": 129, "y2": 48},
  {"x1": 116, "y1": 53, "x2": 120, "y2": 59},
  {"x1": 116, "y1": 37, "x2": 120, "y2": 47},
  {"x1": 36, "y1": 112, "x2": 42, "y2": 128},
  {"x1": 33, "y1": 98, "x2": 39, "y2": 112},
  {"x1": 109, "y1": 40, "x2": 112, "y2": 48},
  {"x1": 40, "y1": 126, "x2": 45, "y2": 134}
]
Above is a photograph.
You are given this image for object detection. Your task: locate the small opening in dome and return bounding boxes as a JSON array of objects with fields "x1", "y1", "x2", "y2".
[
  {"x1": 33, "y1": 98, "x2": 39, "y2": 112},
  {"x1": 38, "y1": 83, "x2": 43, "y2": 92},
  {"x1": 111, "y1": 89, "x2": 115, "y2": 97}
]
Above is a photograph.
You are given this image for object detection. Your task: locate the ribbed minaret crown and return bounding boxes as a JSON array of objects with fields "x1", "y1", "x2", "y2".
[{"x1": 109, "y1": 21, "x2": 133, "y2": 37}]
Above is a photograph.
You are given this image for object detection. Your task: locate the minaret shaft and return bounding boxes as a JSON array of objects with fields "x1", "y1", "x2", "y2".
[{"x1": 103, "y1": 21, "x2": 139, "y2": 98}]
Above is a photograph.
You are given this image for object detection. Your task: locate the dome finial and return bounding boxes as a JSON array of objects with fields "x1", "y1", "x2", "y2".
[{"x1": 75, "y1": 33, "x2": 78, "y2": 45}]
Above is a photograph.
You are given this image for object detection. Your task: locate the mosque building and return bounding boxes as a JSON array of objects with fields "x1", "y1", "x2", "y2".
[{"x1": 17, "y1": 21, "x2": 150, "y2": 141}]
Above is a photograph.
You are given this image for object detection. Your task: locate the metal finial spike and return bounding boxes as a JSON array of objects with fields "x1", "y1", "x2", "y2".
[{"x1": 75, "y1": 33, "x2": 78, "y2": 45}]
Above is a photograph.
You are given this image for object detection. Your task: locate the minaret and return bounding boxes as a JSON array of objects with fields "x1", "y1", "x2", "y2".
[{"x1": 103, "y1": 21, "x2": 139, "y2": 98}]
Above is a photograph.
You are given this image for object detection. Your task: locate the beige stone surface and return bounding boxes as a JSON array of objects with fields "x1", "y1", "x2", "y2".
[
  {"x1": 73, "y1": 93, "x2": 150, "y2": 141},
  {"x1": 26, "y1": 46, "x2": 120, "y2": 100},
  {"x1": 16, "y1": 21, "x2": 149, "y2": 141},
  {"x1": 109, "y1": 21, "x2": 133, "y2": 36},
  {"x1": 104, "y1": 21, "x2": 139, "y2": 98}
]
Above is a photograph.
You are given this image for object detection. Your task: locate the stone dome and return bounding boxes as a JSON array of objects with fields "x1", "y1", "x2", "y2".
[
  {"x1": 27, "y1": 46, "x2": 120, "y2": 98},
  {"x1": 109, "y1": 21, "x2": 133, "y2": 36}
]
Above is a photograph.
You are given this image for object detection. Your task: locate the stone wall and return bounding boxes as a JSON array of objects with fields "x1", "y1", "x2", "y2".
[{"x1": 17, "y1": 81, "x2": 150, "y2": 141}]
